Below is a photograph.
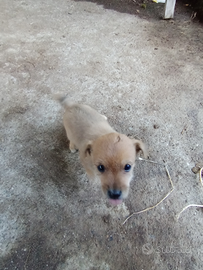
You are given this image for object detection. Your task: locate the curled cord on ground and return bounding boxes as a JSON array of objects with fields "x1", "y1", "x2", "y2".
[
  {"x1": 123, "y1": 158, "x2": 174, "y2": 225},
  {"x1": 176, "y1": 167, "x2": 203, "y2": 220}
]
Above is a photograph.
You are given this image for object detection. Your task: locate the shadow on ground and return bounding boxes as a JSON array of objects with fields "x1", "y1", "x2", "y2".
[{"x1": 74, "y1": 0, "x2": 193, "y2": 21}]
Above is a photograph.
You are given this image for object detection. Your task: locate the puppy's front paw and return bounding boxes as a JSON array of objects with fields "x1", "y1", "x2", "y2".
[
  {"x1": 69, "y1": 142, "x2": 77, "y2": 153},
  {"x1": 70, "y1": 148, "x2": 77, "y2": 153}
]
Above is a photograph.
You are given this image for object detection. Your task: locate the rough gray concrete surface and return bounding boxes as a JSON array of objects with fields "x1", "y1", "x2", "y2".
[{"x1": 0, "y1": 0, "x2": 203, "y2": 269}]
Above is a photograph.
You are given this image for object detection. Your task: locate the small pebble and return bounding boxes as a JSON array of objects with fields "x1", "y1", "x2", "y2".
[{"x1": 153, "y1": 124, "x2": 159, "y2": 129}]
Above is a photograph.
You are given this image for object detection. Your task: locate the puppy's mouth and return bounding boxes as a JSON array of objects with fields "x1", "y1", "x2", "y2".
[{"x1": 109, "y1": 199, "x2": 123, "y2": 206}]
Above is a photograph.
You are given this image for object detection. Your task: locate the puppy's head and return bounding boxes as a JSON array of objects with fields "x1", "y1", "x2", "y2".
[{"x1": 85, "y1": 133, "x2": 147, "y2": 205}]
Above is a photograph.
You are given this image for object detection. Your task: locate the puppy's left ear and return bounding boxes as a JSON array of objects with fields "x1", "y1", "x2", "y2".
[
  {"x1": 85, "y1": 141, "x2": 92, "y2": 156},
  {"x1": 133, "y1": 139, "x2": 148, "y2": 158}
]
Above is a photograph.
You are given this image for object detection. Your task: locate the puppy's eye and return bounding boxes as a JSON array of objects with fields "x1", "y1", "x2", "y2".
[
  {"x1": 124, "y1": 164, "x2": 131, "y2": 172},
  {"x1": 97, "y1": 165, "x2": 105, "y2": 173}
]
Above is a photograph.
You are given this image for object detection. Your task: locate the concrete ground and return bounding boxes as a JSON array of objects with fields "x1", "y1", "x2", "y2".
[{"x1": 1, "y1": 0, "x2": 203, "y2": 269}]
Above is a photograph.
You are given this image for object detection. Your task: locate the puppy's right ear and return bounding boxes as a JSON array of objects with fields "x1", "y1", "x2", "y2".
[
  {"x1": 133, "y1": 139, "x2": 148, "y2": 159},
  {"x1": 85, "y1": 141, "x2": 92, "y2": 156}
]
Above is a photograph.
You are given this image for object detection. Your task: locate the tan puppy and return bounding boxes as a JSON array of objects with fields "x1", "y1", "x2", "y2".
[{"x1": 56, "y1": 95, "x2": 147, "y2": 205}]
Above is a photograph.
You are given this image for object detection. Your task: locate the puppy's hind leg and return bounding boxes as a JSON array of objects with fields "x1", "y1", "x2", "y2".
[{"x1": 101, "y1": 114, "x2": 107, "y2": 120}]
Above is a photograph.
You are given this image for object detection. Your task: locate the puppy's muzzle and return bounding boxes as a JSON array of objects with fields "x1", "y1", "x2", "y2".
[{"x1": 108, "y1": 189, "x2": 122, "y2": 200}]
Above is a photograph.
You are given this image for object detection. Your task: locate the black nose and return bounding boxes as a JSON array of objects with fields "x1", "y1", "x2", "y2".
[{"x1": 108, "y1": 190, "x2": 122, "y2": 200}]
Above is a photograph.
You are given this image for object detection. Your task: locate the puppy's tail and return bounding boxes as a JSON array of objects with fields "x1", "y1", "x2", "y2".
[{"x1": 53, "y1": 93, "x2": 72, "y2": 108}]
